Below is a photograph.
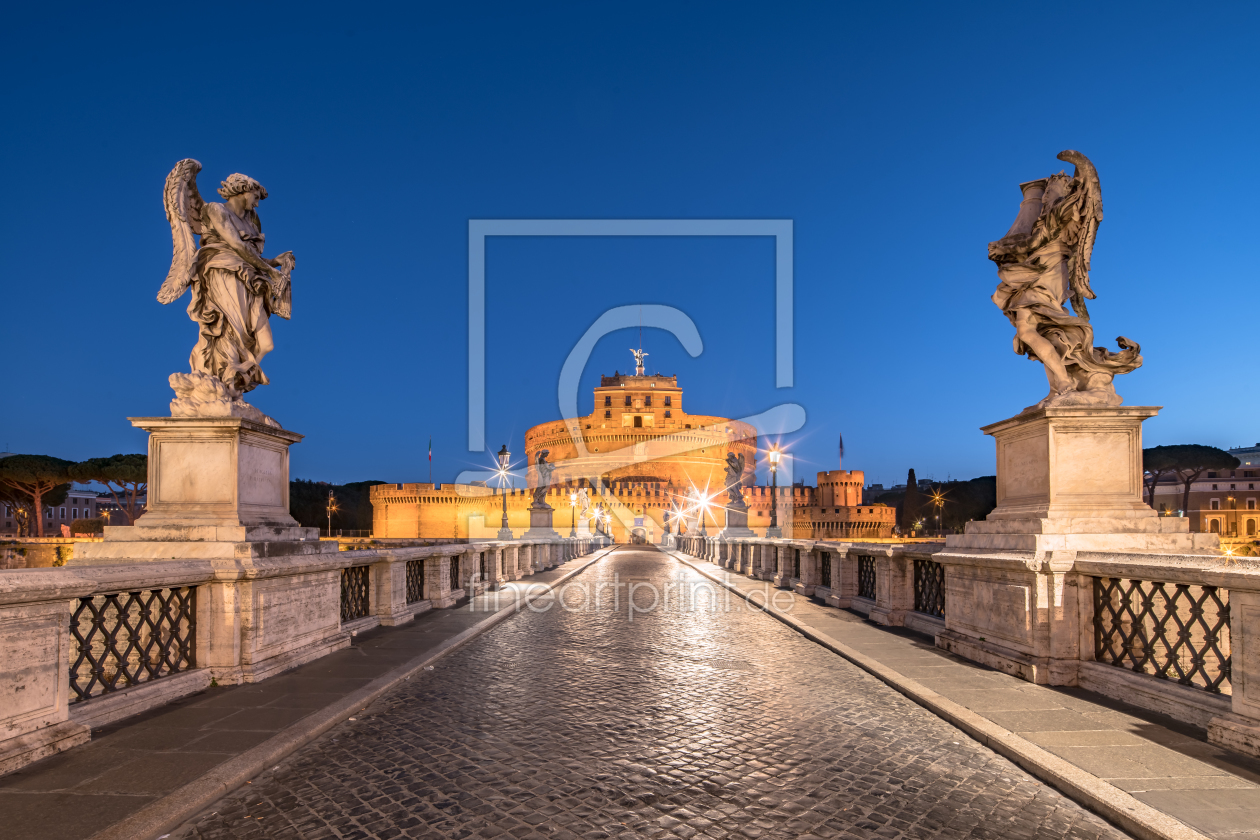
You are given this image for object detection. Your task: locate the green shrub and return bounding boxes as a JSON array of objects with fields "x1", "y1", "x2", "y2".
[{"x1": 70, "y1": 518, "x2": 104, "y2": 535}]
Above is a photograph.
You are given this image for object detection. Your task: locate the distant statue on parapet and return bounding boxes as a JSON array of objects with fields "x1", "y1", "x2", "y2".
[
  {"x1": 724, "y1": 452, "x2": 747, "y2": 510},
  {"x1": 988, "y1": 150, "x2": 1141, "y2": 412},
  {"x1": 531, "y1": 450, "x2": 555, "y2": 510},
  {"x1": 631, "y1": 348, "x2": 648, "y2": 375},
  {"x1": 157, "y1": 159, "x2": 295, "y2": 426}
]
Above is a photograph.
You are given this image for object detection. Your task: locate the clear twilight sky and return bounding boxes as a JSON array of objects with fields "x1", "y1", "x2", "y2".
[{"x1": 2, "y1": 2, "x2": 1256, "y2": 489}]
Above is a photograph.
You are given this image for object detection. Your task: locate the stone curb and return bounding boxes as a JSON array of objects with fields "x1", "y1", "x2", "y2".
[
  {"x1": 90, "y1": 546, "x2": 620, "y2": 840},
  {"x1": 665, "y1": 548, "x2": 1211, "y2": 840}
]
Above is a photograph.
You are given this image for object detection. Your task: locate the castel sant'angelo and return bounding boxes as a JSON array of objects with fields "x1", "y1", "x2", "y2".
[{"x1": 372, "y1": 351, "x2": 894, "y2": 542}]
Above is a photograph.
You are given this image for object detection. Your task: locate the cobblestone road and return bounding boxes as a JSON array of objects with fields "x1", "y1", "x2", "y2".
[{"x1": 172, "y1": 548, "x2": 1131, "y2": 840}]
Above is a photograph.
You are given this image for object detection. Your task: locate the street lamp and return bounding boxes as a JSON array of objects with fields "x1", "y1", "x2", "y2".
[
  {"x1": 569, "y1": 491, "x2": 578, "y2": 537},
  {"x1": 766, "y1": 444, "x2": 782, "y2": 537},
  {"x1": 695, "y1": 491, "x2": 709, "y2": 536},
  {"x1": 496, "y1": 444, "x2": 513, "y2": 539},
  {"x1": 326, "y1": 490, "x2": 339, "y2": 538}
]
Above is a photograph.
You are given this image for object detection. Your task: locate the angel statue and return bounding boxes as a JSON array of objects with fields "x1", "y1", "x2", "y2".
[
  {"x1": 630, "y1": 348, "x2": 648, "y2": 375},
  {"x1": 531, "y1": 450, "x2": 556, "y2": 510},
  {"x1": 724, "y1": 452, "x2": 747, "y2": 510},
  {"x1": 988, "y1": 150, "x2": 1141, "y2": 412},
  {"x1": 157, "y1": 159, "x2": 295, "y2": 425},
  {"x1": 576, "y1": 487, "x2": 591, "y2": 520}
]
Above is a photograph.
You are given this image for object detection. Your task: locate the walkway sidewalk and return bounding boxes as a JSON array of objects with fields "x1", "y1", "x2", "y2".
[
  {"x1": 669, "y1": 549, "x2": 1260, "y2": 840},
  {"x1": 0, "y1": 546, "x2": 616, "y2": 840}
]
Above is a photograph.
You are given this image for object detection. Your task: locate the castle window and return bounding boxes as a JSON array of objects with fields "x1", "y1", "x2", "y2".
[
  {"x1": 664, "y1": 410, "x2": 671, "y2": 418},
  {"x1": 664, "y1": 396, "x2": 672, "y2": 406},
  {"x1": 645, "y1": 395, "x2": 652, "y2": 407},
  {"x1": 624, "y1": 395, "x2": 632, "y2": 406},
  {"x1": 604, "y1": 395, "x2": 611, "y2": 406},
  {"x1": 604, "y1": 411, "x2": 611, "y2": 419}
]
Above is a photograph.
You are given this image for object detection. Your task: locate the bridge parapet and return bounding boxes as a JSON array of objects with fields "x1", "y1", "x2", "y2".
[{"x1": 0, "y1": 535, "x2": 609, "y2": 776}]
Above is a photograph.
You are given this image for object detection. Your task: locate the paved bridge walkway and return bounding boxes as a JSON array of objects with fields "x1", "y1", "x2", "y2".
[{"x1": 166, "y1": 547, "x2": 1130, "y2": 840}]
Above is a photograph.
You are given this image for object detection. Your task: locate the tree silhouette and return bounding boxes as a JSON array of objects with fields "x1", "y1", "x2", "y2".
[
  {"x1": 70, "y1": 454, "x2": 147, "y2": 524},
  {"x1": 0, "y1": 455, "x2": 74, "y2": 538}
]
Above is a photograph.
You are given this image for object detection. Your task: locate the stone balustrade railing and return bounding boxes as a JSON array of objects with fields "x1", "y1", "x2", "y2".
[
  {"x1": 672, "y1": 533, "x2": 1260, "y2": 760},
  {"x1": 0, "y1": 535, "x2": 608, "y2": 775}
]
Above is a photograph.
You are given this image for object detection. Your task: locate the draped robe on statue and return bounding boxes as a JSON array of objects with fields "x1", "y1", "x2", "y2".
[{"x1": 187, "y1": 203, "x2": 280, "y2": 395}]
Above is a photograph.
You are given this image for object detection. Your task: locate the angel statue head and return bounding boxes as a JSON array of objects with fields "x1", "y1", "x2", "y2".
[
  {"x1": 158, "y1": 159, "x2": 295, "y2": 422},
  {"x1": 218, "y1": 173, "x2": 268, "y2": 200}
]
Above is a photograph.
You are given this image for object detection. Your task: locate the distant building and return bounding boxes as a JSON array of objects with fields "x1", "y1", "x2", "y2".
[
  {"x1": 1145, "y1": 449, "x2": 1260, "y2": 537},
  {"x1": 373, "y1": 358, "x2": 894, "y2": 541},
  {"x1": 1, "y1": 484, "x2": 127, "y2": 537}
]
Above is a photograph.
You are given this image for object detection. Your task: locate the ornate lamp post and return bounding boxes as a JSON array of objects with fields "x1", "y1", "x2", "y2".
[
  {"x1": 325, "y1": 489, "x2": 339, "y2": 538},
  {"x1": 496, "y1": 444, "x2": 513, "y2": 539},
  {"x1": 569, "y1": 491, "x2": 578, "y2": 537},
  {"x1": 696, "y1": 491, "x2": 708, "y2": 537},
  {"x1": 766, "y1": 445, "x2": 782, "y2": 537}
]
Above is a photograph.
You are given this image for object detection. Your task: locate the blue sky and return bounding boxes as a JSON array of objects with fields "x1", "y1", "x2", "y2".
[{"x1": 2, "y1": 2, "x2": 1256, "y2": 488}]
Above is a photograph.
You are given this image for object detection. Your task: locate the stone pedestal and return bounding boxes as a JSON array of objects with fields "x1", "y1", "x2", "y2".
[
  {"x1": 719, "y1": 507, "x2": 755, "y2": 540},
  {"x1": 73, "y1": 416, "x2": 326, "y2": 565},
  {"x1": 523, "y1": 507, "x2": 560, "y2": 542},
  {"x1": 575, "y1": 518, "x2": 591, "y2": 538},
  {"x1": 947, "y1": 406, "x2": 1218, "y2": 554}
]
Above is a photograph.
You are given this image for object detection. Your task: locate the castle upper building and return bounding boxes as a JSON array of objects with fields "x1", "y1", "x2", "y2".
[{"x1": 372, "y1": 356, "x2": 894, "y2": 542}]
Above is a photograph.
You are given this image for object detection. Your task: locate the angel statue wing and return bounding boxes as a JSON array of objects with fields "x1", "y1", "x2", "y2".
[
  {"x1": 1057, "y1": 149, "x2": 1103, "y2": 321},
  {"x1": 157, "y1": 159, "x2": 206, "y2": 305}
]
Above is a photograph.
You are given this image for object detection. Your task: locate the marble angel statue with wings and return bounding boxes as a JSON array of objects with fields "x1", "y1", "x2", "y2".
[
  {"x1": 988, "y1": 150, "x2": 1141, "y2": 411},
  {"x1": 157, "y1": 159, "x2": 295, "y2": 420}
]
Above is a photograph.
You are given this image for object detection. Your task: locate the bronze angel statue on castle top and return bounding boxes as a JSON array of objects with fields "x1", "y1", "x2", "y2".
[
  {"x1": 988, "y1": 150, "x2": 1141, "y2": 412},
  {"x1": 158, "y1": 159, "x2": 295, "y2": 421}
]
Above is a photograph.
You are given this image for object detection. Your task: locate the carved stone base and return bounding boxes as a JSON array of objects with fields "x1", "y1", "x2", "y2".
[
  {"x1": 946, "y1": 406, "x2": 1219, "y2": 554},
  {"x1": 523, "y1": 508, "x2": 559, "y2": 542}
]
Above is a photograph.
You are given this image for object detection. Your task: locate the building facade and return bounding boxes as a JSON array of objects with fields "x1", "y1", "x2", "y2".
[
  {"x1": 373, "y1": 363, "x2": 894, "y2": 542},
  {"x1": 1145, "y1": 446, "x2": 1260, "y2": 537},
  {"x1": 2, "y1": 485, "x2": 124, "y2": 537}
]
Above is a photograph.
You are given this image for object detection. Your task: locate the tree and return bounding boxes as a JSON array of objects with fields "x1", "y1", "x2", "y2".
[
  {"x1": 0, "y1": 455, "x2": 74, "y2": 538},
  {"x1": 901, "y1": 468, "x2": 922, "y2": 531},
  {"x1": 69, "y1": 454, "x2": 148, "y2": 524},
  {"x1": 1142, "y1": 446, "x2": 1181, "y2": 510},
  {"x1": 289, "y1": 478, "x2": 387, "y2": 533},
  {"x1": 1154, "y1": 444, "x2": 1241, "y2": 515}
]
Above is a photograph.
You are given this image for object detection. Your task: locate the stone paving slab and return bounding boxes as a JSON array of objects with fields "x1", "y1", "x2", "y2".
[
  {"x1": 671, "y1": 549, "x2": 1260, "y2": 840},
  {"x1": 0, "y1": 547, "x2": 616, "y2": 840}
]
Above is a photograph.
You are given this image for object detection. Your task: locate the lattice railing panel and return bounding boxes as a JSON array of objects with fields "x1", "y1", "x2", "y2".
[
  {"x1": 1093, "y1": 576, "x2": 1231, "y2": 694},
  {"x1": 913, "y1": 558, "x2": 945, "y2": 618},
  {"x1": 820, "y1": 552, "x2": 832, "y2": 589},
  {"x1": 857, "y1": 555, "x2": 876, "y2": 600},
  {"x1": 341, "y1": 565, "x2": 370, "y2": 622},
  {"x1": 405, "y1": 558, "x2": 426, "y2": 604},
  {"x1": 69, "y1": 587, "x2": 197, "y2": 703}
]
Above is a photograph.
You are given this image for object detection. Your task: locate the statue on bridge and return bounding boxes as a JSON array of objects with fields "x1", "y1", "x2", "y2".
[
  {"x1": 531, "y1": 450, "x2": 556, "y2": 510},
  {"x1": 576, "y1": 487, "x2": 591, "y2": 520},
  {"x1": 724, "y1": 452, "x2": 747, "y2": 510},
  {"x1": 988, "y1": 150, "x2": 1141, "y2": 412},
  {"x1": 158, "y1": 159, "x2": 295, "y2": 426}
]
